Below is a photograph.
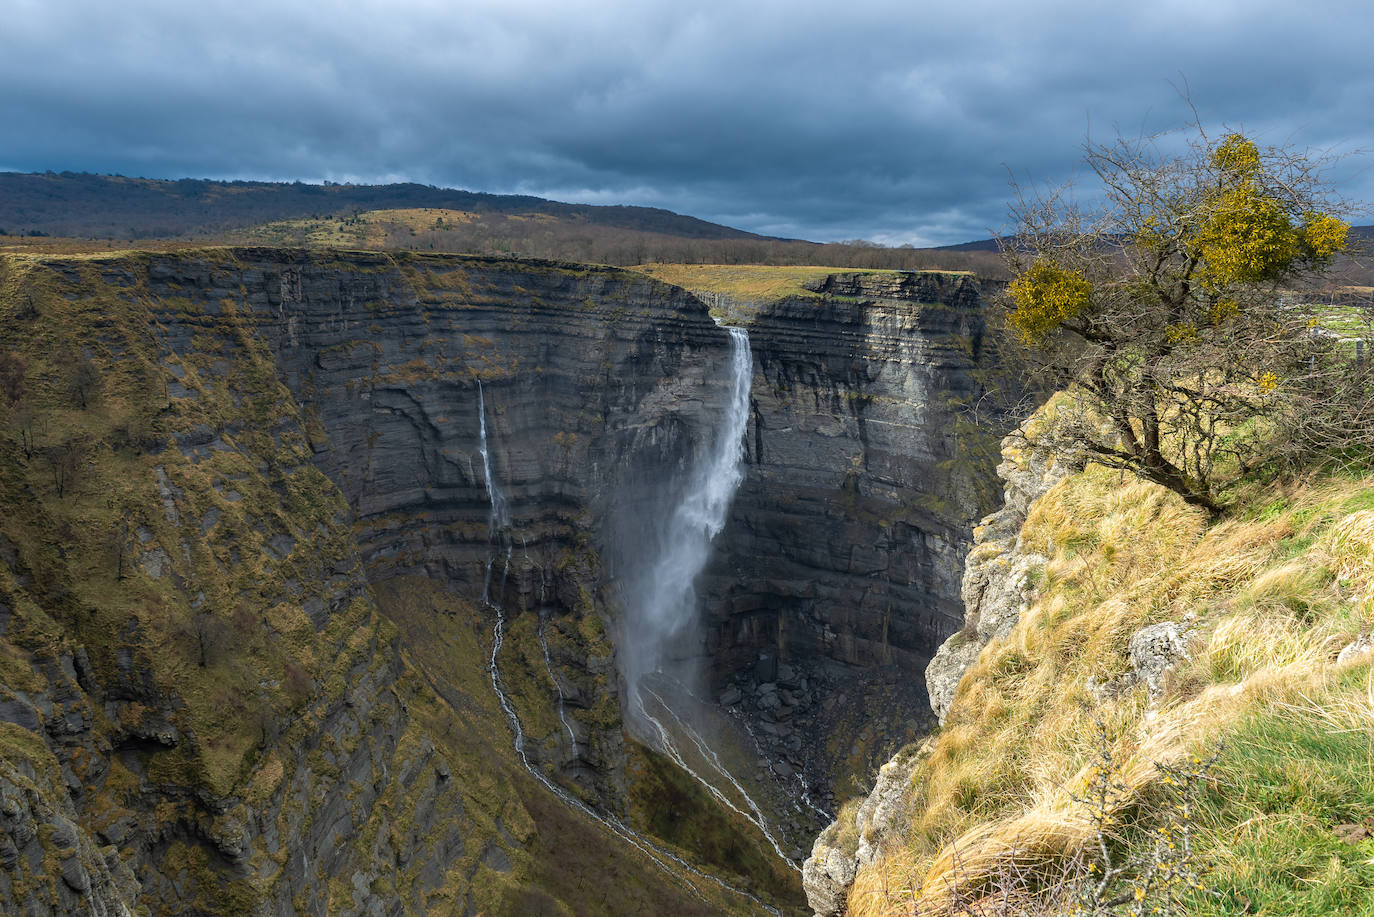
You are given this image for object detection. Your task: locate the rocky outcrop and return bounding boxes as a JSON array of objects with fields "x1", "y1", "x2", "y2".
[
  {"x1": 925, "y1": 428, "x2": 1075, "y2": 724},
  {"x1": 1338, "y1": 633, "x2": 1373, "y2": 666},
  {"x1": 802, "y1": 744, "x2": 923, "y2": 917},
  {"x1": 1127, "y1": 620, "x2": 1192, "y2": 700},
  {"x1": 801, "y1": 832, "x2": 856, "y2": 917},
  {"x1": 802, "y1": 419, "x2": 1067, "y2": 916},
  {"x1": 0, "y1": 723, "x2": 138, "y2": 916}
]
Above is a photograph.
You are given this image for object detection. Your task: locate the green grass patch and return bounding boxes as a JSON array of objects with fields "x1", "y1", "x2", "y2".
[
  {"x1": 1180, "y1": 698, "x2": 1374, "y2": 916},
  {"x1": 626, "y1": 743, "x2": 804, "y2": 907}
]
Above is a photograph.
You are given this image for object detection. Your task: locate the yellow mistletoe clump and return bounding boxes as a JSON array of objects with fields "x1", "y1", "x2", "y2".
[
  {"x1": 1196, "y1": 135, "x2": 1348, "y2": 286},
  {"x1": 1007, "y1": 259, "x2": 1092, "y2": 342},
  {"x1": 1300, "y1": 211, "x2": 1349, "y2": 263},
  {"x1": 1211, "y1": 132, "x2": 1262, "y2": 177},
  {"x1": 1196, "y1": 185, "x2": 1294, "y2": 284}
]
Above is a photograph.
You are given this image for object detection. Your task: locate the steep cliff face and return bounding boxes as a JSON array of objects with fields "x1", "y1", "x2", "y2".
[
  {"x1": 0, "y1": 248, "x2": 465, "y2": 916},
  {"x1": 0, "y1": 248, "x2": 795, "y2": 916},
  {"x1": 925, "y1": 423, "x2": 1078, "y2": 724},
  {"x1": 141, "y1": 249, "x2": 740, "y2": 800},
  {"x1": 0, "y1": 250, "x2": 1008, "y2": 915},
  {"x1": 803, "y1": 427, "x2": 1066, "y2": 916},
  {"x1": 702, "y1": 272, "x2": 1008, "y2": 800}
]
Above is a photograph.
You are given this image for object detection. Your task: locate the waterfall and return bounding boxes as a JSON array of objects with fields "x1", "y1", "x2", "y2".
[
  {"x1": 622, "y1": 325, "x2": 752, "y2": 694},
  {"x1": 616, "y1": 326, "x2": 802, "y2": 871},
  {"x1": 477, "y1": 379, "x2": 509, "y2": 533},
  {"x1": 538, "y1": 613, "x2": 579, "y2": 756}
]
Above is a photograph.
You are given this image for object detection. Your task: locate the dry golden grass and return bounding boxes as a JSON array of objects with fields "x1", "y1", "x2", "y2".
[
  {"x1": 631, "y1": 263, "x2": 917, "y2": 301},
  {"x1": 238, "y1": 208, "x2": 490, "y2": 249},
  {"x1": 0, "y1": 236, "x2": 210, "y2": 255},
  {"x1": 846, "y1": 456, "x2": 1374, "y2": 916}
]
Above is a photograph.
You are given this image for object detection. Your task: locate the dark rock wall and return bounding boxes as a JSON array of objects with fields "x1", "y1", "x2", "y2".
[
  {"x1": 701, "y1": 273, "x2": 1009, "y2": 794},
  {"x1": 0, "y1": 250, "x2": 1008, "y2": 913},
  {"x1": 0, "y1": 248, "x2": 745, "y2": 916},
  {"x1": 711, "y1": 273, "x2": 995, "y2": 672},
  {"x1": 222, "y1": 249, "x2": 734, "y2": 586},
  {"x1": 137, "y1": 248, "x2": 739, "y2": 797}
]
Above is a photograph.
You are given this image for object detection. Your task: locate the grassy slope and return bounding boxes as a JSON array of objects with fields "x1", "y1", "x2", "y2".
[
  {"x1": 0, "y1": 248, "x2": 364, "y2": 796},
  {"x1": 0, "y1": 249, "x2": 412, "y2": 911},
  {"x1": 846, "y1": 442, "x2": 1374, "y2": 915},
  {"x1": 374, "y1": 575, "x2": 800, "y2": 916},
  {"x1": 239, "y1": 208, "x2": 523, "y2": 250}
]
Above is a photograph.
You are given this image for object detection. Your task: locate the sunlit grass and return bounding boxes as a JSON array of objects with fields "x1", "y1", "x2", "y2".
[
  {"x1": 632, "y1": 263, "x2": 924, "y2": 302},
  {"x1": 847, "y1": 436, "x2": 1374, "y2": 916}
]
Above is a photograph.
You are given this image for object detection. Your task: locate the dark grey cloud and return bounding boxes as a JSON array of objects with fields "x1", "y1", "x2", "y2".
[{"x1": 3, "y1": 0, "x2": 1371, "y2": 244}]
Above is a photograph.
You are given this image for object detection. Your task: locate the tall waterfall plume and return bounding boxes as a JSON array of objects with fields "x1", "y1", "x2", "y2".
[
  {"x1": 475, "y1": 357, "x2": 778, "y2": 913},
  {"x1": 620, "y1": 325, "x2": 752, "y2": 717}
]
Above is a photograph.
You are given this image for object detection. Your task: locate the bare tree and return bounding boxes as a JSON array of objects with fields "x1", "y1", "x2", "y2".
[
  {"x1": 0, "y1": 351, "x2": 25, "y2": 408},
  {"x1": 68, "y1": 355, "x2": 100, "y2": 409},
  {"x1": 44, "y1": 438, "x2": 84, "y2": 498},
  {"x1": 193, "y1": 609, "x2": 232, "y2": 668},
  {"x1": 998, "y1": 125, "x2": 1353, "y2": 514}
]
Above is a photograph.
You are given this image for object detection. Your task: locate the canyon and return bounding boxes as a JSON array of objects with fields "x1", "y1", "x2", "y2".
[{"x1": 0, "y1": 248, "x2": 1009, "y2": 914}]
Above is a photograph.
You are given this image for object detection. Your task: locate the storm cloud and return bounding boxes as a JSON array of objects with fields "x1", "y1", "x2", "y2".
[{"x1": 3, "y1": 0, "x2": 1371, "y2": 244}]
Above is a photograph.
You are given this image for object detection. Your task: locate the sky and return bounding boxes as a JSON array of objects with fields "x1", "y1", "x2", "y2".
[{"x1": 3, "y1": 0, "x2": 1372, "y2": 246}]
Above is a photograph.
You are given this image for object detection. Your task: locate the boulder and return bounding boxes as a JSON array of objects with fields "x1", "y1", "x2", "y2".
[
  {"x1": 1337, "y1": 633, "x2": 1373, "y2": 666},
  {"x1": 1128, "y1": 620, "x2": 1191, "y2": 700}
]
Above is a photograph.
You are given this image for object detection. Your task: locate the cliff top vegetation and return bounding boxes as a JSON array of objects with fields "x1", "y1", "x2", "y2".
[
  {"x1": 997, "y1": 127, "x2": 1368, "y2": 515},
  {"x1": 632, "y1": 263, "x2": 961, "y2": 302}
]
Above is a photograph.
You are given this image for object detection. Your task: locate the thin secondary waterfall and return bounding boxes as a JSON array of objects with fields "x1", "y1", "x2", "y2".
[
  {"x1": 477, "y1": 379, "x2": 509, "y2": 532},
  {"x1": 538, "y1": 614, "x2": 579, "y2": 756},
  {"x1": 639, "y1": 681, "x2": 795, "y2": 868}
]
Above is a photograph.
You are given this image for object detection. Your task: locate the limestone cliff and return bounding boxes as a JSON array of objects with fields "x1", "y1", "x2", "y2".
[
  {"x1": 704, "y1": 272, "x2": 1009, "y2": 803},
  {"x1": 0, "y1": 250, "x2": 1009, "y2": 915},
  {"x1": 924, "y1": 423, "x2": 1077, "y2": 724},
  {"x1": 0, "y1": 248, "x2": 788, "y2": 915},
  {"x1": 801, "y1": 425, "x2": 1067, "y2": 915}
]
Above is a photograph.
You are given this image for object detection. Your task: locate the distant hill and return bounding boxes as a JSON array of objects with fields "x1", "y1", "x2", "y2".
[
  {"x1": 0, "y1": 170, "x2": 1017, "y2": 274},
  {"x1": 936, "y1": 225, "x2": 1374, "y2": 254},
  {"x1": 932, "y1": 237, "x2": 1001, "y2": 253},
  {"x1": 0, "y1": 171, "x2": 785, "y2": 242},
  {"x1": 3, "y1": 170, "x2": 1365, "y2": 285}
]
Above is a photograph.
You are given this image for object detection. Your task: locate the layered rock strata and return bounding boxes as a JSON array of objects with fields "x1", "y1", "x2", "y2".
[
  {"x1": 1, "y1": 250, "x2": 1011, "y2": 915},
  {"x1": 0, "y1": 249, "x2": 755, "y2": 916},
  {"x1": 704, "y1": 272, "x2": 1010, "y2": 800}
]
